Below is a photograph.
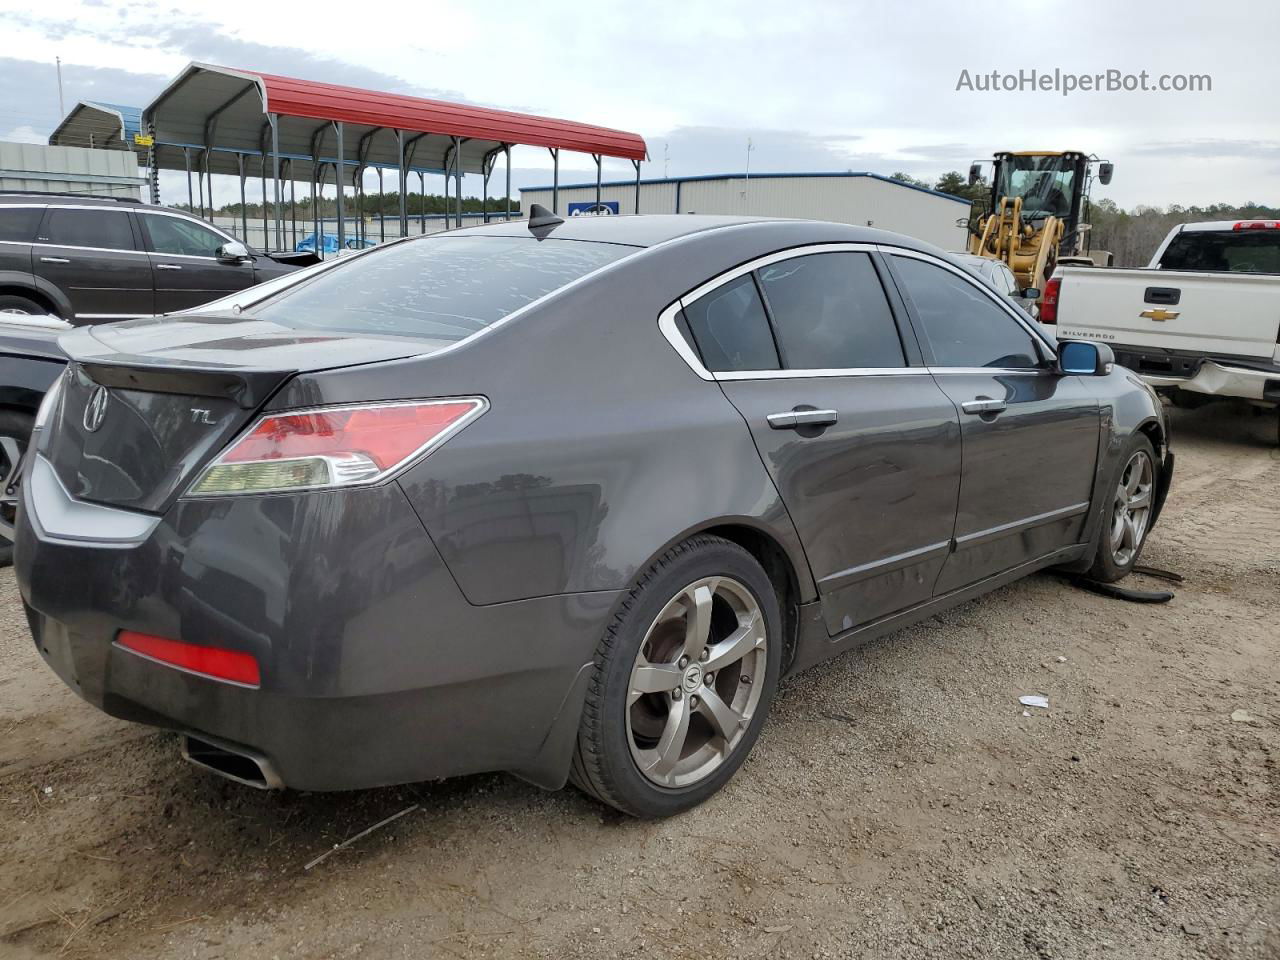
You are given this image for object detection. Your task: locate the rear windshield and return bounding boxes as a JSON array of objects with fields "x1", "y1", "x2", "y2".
[
  {"x1": 1159, "y1": 230, "x2": 1280, "y2": 273},
  {"x1": 241, "y1": 235, "x2": 634, "y2": 340}
]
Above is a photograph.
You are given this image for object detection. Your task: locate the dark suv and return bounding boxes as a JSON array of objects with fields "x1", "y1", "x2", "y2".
[{"x1": 0, "y1": 194, "x2": 302, "y2": 323}]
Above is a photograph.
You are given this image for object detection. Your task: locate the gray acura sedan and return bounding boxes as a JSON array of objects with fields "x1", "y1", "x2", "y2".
[{"x1": 15, "y1": 212, "x2": 1172, "y2": 818}]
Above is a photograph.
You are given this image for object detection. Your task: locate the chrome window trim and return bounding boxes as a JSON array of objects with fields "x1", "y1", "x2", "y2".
[
  {"x1": 880, "y1": 245, "x2": 1059, "y2": 359},
  {"x1": 28, "y1": 241, "x2": 149, "y2": 257},
  {"x1": 77, "y1": 313, "x2": 157, "y2": 319},
  {"x1": 657, "y1": 241, "x2": 918, "y2": 382}
]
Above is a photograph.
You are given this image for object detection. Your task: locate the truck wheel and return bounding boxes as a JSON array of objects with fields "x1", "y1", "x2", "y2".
[
  {"x1": 1086, "y1": 434, "x2": 1159, "y2": 583},
  {"x1": 0, "y1": 295, "x2": 51, "y2": 317},
  {"x1": 0, "y1": 410, "x2": 34, "y2": 567},
  {"x1": 570, "y1": 535, "x2": 782, "y2": 818}
]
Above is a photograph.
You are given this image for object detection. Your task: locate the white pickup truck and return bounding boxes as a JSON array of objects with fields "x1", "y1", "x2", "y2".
[{"x1": 1043, "y1": 220, "x2": 1280, "y2": 411}]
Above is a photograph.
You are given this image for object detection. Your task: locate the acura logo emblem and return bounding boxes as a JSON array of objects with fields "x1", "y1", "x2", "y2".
[{"x1": 83, "y1": 386, "x2": 109, "y2": 433}]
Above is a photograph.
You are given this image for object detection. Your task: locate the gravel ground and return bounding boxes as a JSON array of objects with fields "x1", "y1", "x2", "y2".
[{"x1": 1, "y1": 401, "x2": 1277, "y2": 960}]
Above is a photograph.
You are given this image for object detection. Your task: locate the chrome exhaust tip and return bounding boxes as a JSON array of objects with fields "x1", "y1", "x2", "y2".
[{"x1": 182, "y1": 734, "x2": 284, "y2": 790}]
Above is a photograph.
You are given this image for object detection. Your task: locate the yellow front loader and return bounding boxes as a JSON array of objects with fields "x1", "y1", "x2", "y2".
[{"x1": 967, "y1": 151, "x2": 1113, "y2": 292}]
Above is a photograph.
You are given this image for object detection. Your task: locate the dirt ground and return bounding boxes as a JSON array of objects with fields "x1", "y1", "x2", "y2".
[{"x1": 1, "y1": 401, "x2": 1277, "y2": 960}]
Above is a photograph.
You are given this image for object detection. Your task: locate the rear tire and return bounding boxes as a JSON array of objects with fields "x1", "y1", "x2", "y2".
[
  {"x1": 570, "y1": 535, "x2": 782, "y2": 818},
  {"x1": 0, "y1": 295, "x2": 51, "y2": 317},
  {"x1": 0, "y1": 410, "x2": 34, "y2": 568},
  {"x1": 1086, "y1": 434, "x2": 1158, "y2": 583}
]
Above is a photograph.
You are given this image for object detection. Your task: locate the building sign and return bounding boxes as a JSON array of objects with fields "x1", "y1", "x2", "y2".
[
  {"x1": 567, "y1": 201, "x2": 619, "y2": 216},
  {"x1": 133, "y1": 133, "x2": 154, "y2": 147}
]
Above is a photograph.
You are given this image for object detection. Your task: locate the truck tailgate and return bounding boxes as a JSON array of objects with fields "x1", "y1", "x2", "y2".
[{"x1": 1055, "y1": 267, "x2": 1280, "y2": 360}]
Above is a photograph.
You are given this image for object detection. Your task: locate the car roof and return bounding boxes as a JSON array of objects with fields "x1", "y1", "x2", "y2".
[
  {"x1": 0, "y1": 193, "x2": 199, "y2": 219},
  {"x1": 445, "y1": 213, "x2": 948, "y2": 254}
]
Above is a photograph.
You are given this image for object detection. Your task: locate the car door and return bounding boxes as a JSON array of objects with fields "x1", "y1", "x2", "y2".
[
  {"x1": 138, "y1": 212, "x2": 255, "y2": 313},
  {"x1": 886, "y1": 251, "x2": 1101, "y2": 594},
  {"x1": 671, "y1": 246, "x2": 963, "y2": 636},
  {"x1": 0, "y1": 205, "x2": 41, "y2": 297},
  {"x1": 32, "y1": 206, "x2": 153, "y2": 321}
]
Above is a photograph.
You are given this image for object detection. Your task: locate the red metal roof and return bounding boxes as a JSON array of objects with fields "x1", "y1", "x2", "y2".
[{"x1": 249, "y1": 67, "x2": 647, "y2": 161}]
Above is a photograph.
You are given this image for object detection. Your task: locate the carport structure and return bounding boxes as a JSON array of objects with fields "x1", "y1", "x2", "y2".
[
  {"x1": 143, "y1": 63, "x2": 648, "y2": 252},
  {"x1": 49, "y1": 101, "x2": 146, "y2": 153}
]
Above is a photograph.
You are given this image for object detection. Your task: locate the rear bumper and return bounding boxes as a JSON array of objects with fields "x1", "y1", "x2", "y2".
[
  {"x1": 15, "y1": 472, "x2": 618, "y2": 792},
  {"x1": 1113, "y1": 345, "x2": 1280, "y2": 404}
]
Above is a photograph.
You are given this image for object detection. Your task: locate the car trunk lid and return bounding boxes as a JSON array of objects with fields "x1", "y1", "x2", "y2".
[{"x1": 44, "y1": 315, "x2": 446, "y2": 513}]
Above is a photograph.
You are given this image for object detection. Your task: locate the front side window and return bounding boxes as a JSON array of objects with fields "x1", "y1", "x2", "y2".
[
  {"x1": 681, "y1": 274, "x2": 780, "y2": 372},
  {"x1": 0, "y1": 207, "x2": 42, "y2": 243},
  {"x1": 757, "y1": 252, "x2": 904, "y2": 369},
  {"x1": 242, "y1": 235, "x2": 631, "y2": 341},
  {"x1": 40, "y1": 209, "x2": 136, "y2": 251},
  {"x1": 143, "y1": 215, "x2": 226, "y2": 257},
  {"x1": 892, "y1": 256, "x2": 1043, "y2": 369}
]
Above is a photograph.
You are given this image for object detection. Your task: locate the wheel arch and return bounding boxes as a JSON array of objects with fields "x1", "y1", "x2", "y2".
[
  {"x1": 0, "y1": 274, "x2": 70, "y2": 319},
  {"x1": 623, "y1": 517, "x2": 815, "y2": 675}
]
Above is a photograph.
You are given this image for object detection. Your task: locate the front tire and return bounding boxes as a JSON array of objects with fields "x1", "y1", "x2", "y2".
[
  {"x1": 1086, "y1": 434, "x2": 1158, "y2": 583},
  {"x1": 570, "y1": 535, "x2": 782, "y2": 818},
  {"x1": 0, "y1": 295, "x2": 50, "y2": 317}
]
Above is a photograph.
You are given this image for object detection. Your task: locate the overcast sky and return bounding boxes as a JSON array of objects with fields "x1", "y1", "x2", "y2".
[{"x1": 1, "y1": 0, "x2": 1276, "y2": 209}]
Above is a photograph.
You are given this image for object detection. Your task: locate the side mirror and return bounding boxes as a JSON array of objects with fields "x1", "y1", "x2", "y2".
[
  {"x1": 1057, "y1": 340, "x2": 1114, "y2": 376},
  {"x1": 217, "y1": 241, "x2": 250, "y2": 263},
  {"x1": 1097, "y1": 162, "x2": 1114, "y2": 186},
  {"x1": 1021, "y1": 287, "x2": 1041, "y2": 300},
  {"x1": 968, "y1": 162, "x2": 982, "y2": 186}
]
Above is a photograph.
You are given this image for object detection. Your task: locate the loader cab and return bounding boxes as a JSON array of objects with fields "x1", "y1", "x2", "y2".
[{"x1": 968, "y1": 151, "x2": 1112, "y2": 258}]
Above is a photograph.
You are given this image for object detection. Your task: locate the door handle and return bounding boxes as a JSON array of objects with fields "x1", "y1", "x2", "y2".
[
  {"x1": 767, "y1": 409, "x2": 839, "y2": 430},
  {"x1": 155, "y1": 264, "x2": 183, "y2": 271},
  {"x1": 39, "y1": 256, "x2": 70, "y2": 264},
  {"x1": 960, "y1": 398, "x2": 1007, "y2": 416}
]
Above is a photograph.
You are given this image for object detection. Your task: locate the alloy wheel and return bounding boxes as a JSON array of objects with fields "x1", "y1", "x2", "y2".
[
  {"x1": 0, "y1": 434, "x2": 23, "y2": 543},
  {"x1": 625, "y1": 576, "x2": 768, "y2": 788},
  {"x1": 1109, "y1": 449, "x2": 1154, "y2": 567}
]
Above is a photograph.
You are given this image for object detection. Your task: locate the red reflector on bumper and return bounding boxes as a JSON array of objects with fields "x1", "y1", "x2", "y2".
[{"x1": 116, "y1": 631, "x2": 261, "y2": 687}]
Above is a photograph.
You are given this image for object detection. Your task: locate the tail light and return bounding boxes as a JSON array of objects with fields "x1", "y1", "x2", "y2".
[
  {"x1": 1039, "y1": 276, "x2": 1061, "y2": 325},
  {"x1": 187, "y1": 397, "x2": 487, "y2": 497},
  {"x1": 116, "y1": 631, "x2": 261, "y2": 686},
  {"x1": 1233, "y1": 220, "x2": 1280, "y2": 230}
]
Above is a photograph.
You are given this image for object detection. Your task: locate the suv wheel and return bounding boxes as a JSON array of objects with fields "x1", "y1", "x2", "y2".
[
  {"x1": 571, "y1": 535, "x2": 782, "y2": 817},
  {"x1": 0, "y1": 295, "x2": 50, "y2": 317}
]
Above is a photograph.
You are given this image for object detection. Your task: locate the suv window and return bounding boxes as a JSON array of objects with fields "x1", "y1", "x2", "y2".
[
  {"x1": 40, "y1": 208, "x2": 136, "y2": 251},
  {"x1": 757, "y1": 252, "x2": 904, "y2": 369},
  {"x1": 0, "y1": 207, "x2": 42, "y2": 242},
  {"x1": 142, "y1": 215, "x2": 226, "y2": 257},
  {"x1": 892, "y1": 256, "x2": 1043, "y2": 369},
  {"x1": 681, "y1": 274, "x2": 780, "y2": 372}
]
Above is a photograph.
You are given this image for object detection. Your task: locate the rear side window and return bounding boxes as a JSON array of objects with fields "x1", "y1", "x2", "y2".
[
  {"x1": 892, "y1": 256, "x2": 1043, "y2": 369},
  {"x1": 1158, "y1": 229, "x2": 1280, "y2": 273},
  {"x1": 0, "y1": 207, "x2": 42, "y2": 242},
  {"x1": 757, "y1": 252, "x2": 905, "y2": 369},
  {"x1": 681, "y1": 274, "x2": 780, "y2": 372},
  {"x1": 244, "y1": 235, "x2": 630, "y2": 340},
  {"x1": 40, "y1": 208, "x2": 136, "y2": 251}
]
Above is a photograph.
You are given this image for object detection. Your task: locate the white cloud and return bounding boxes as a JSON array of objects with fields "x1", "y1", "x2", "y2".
[{"x1": 0, "y1": 0, "x2": 1276, "y2": 208}]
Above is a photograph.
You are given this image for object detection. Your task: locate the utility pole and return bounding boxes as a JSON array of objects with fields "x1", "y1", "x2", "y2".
[
  {"x1": 744, "y1": 137, "x2": 753, "y2": 212},
  {"x1": 663, "y1": 142, "x2": 669, "y2": 179},
  {"x1": 55, "y1": 57, "x2": 65, "y2": 119}
]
